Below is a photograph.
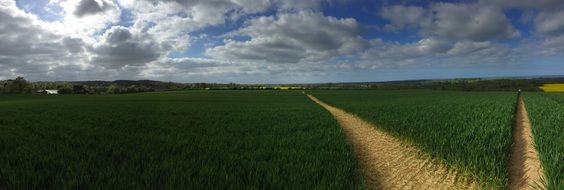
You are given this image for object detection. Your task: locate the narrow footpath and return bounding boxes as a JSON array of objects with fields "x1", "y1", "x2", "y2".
[
  {"x1": 307, "y1": 95, "x2": 476, "y2": 190},
  {"x1": 509, "y1": 95, "x2": 546, "y2": 190}
]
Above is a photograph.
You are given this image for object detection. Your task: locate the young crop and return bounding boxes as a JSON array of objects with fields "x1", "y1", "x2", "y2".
[
  {"x1": 311, "y1": 90, "x2": 516, "y2": 188},
  {"x1": 0, "y1": 91, "x2": 364, "y2": 189},
  {"x1": 523, "y1": 93, "x2": 564, "y2": 190}
]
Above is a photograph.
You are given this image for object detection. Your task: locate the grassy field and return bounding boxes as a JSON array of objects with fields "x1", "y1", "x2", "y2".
[
  {"x1": 523, "y1": 93, "x2": 564, "y2": 190},
  {"x1": 311, "y1": 90, "x2": 516, "y2": 188},
  {"x1": 0, "y1": 91, "x2": 363, "y2": 189}
]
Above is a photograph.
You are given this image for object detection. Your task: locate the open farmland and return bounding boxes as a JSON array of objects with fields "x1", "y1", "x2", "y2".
[
  {"x1": 0, "y1": 91, "x2": 363, "y2": 189},
  {"x1": 523, "y1": 93, "x2": 564, "y2": 190},
  {"x1": 311, "y1": 90, "x2": 517, "y2": 188}
]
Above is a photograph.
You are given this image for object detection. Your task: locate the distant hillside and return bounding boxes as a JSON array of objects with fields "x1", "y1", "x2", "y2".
[
  {"x1": 305, "y1": 77, "x2": 564, "y2": 91},
  {"x1": 3, "y1": 76, "x2": 564, "y2": 94}
]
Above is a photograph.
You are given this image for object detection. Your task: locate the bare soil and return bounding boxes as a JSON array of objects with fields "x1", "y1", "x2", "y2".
[
  {"x1": 308, "y1": 95, "x2": 477, "y2": 190},
  {"x1": 509, "y1": 96, "x2": 546, "y2": 190}
]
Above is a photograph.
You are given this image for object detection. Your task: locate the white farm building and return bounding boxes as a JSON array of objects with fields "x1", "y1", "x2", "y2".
[{"x1": 36, "y1": 89, "x2": 59, "y2": 94}]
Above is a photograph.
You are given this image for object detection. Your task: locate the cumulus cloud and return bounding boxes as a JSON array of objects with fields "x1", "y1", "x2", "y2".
[
  {"x1": 534, "y1": 10, "x2": 564, "y2": 36},
  {"x1": 482, "y1": 0, "x2": 564, "y2": 10},
  {"x1": 539, "y1": 35, "x2": 564, "y2": 56},
  {"x1": 73, "y1": 0, "x2": 113, "y2": 17},
  {"x1": 380, "y1": 3, "x2": 520, "y2": 41},
  {"x1": 141, "y1": 57, "x2": 349, "y2": 83},
  {"x1": 53, "y1": 0, "x2": 121, "y2": 36},
  {"x1": 1, "y1": 0, "x2": 563, "y2": 83},
  {"x1": 116, "y1": 0, "x2": 337, "y2": 54},
  {"x1": 363, "y1": 38, "x2": 450, "y2": 62},
  {"x1": 206, "y1": 11, "x2": 367, "y2": 63},
  {"x1": 62, "y1": 37, "x2": 86, "y2": 53},
  {"x1": 361, "y1": 37, "x2": 513, "y2": 69},
  {"x1": 380, "y1": 5, "x2": 428, "y2": 30},
  {"x1": 0, "y1": 0, "x2": 90, "y2": 80},
  {"x1": 91, "y1": 26, "x2": 162, "y2": 69}
]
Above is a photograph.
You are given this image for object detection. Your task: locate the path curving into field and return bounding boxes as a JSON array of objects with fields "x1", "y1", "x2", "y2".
[
  {"x1": 307, "y1": 95, "x2": 476, "y2": 189},
  {"x1": 509, "y1": 95, "x2": 546, "y2": 190}
]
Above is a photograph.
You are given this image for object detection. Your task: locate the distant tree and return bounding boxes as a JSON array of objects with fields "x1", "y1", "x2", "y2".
[
  {"x1": 58, "y1": 87, "x2": 73, "y2": 94},
  {"x1": 126, "y1": 85, "x2": 138, "y2": 93},
  {"x1": 95, "y1": 86, "x2": 107, "y2": 94},
  {"x1": 107, "y1": 84, "x2": 119, "y2": 94},
  {"x1": 73, "y1": 85, "x2": 83, "y2": 94},
  {"x1": 8, "y1": 77, "x2": 30, "y2": 93},
  {"x1": 137, "y1": 85, "x2": 148, "y2": 92}
]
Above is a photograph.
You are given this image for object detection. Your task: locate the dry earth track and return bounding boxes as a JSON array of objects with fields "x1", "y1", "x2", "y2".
[
  {"x1": 307, "y1": 95, "x2": 477, "y2": 190},
  {"x1": 509, "y1": 95, "x2": 546, "y2": 190}
]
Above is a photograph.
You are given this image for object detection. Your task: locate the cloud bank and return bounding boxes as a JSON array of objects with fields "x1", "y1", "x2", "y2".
[{"x1": 0, "y1": 0, "x2": 563, "y2": 82}]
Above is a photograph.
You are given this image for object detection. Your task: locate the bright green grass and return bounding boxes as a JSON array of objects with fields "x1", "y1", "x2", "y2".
[
  {"x1": 311, "y1": 90, "x2": 516, "y2": 188},
  {"x1": 0, "y1": 91, "x2": 363, "y2": 189},
  {"x1": 523, "y1": 93, "x2": 564, "y2": 190}
]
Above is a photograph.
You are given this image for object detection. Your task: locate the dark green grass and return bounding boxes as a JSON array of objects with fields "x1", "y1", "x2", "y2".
[
  {"x1": 523, "y1": 93, "x2": 564, "y2": 190},
  {"x1": 0, "y1": 91, "x2": 363, "y2": 189},
  {"x1": 311, "y1": 90, "x2": 516, "y2": 188}
]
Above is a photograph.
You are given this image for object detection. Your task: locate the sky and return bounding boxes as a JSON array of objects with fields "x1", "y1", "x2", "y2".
[{"x1": 1, "y1": 0, "x2": 564, "y2": 83}]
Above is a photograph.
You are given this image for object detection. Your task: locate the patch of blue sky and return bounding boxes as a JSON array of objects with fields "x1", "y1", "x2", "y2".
[
  {"x1": 16, "y1": 0, "x2": 62, "y2": 22},
  {"x1": 500, "y1": 8, "x2": 534, "y2": 48},
  {"x1": 170, "y1": 9, "x2": 276, "y2": 59},
  {"x1": 320, "y1": 0, "x2": 421, "y2": 44},
  {"x1": 117, "y1": 9, "x2": 134, "y2": 27}
]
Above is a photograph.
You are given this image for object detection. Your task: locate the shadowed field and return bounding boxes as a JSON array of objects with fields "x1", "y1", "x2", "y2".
[{"x1": 0, "y1": 91, "x2": 363, "y2": 189}]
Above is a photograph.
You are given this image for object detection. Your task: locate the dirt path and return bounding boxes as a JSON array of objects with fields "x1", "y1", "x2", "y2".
[
  {"x1": 509, "y1": 96, "x2": 546, "y2": 190},
  {"x1": 307, "y1": 95, "x2": 476, "y2": 190}
]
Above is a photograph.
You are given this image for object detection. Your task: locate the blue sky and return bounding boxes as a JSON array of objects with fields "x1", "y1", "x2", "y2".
[{"x1": 1, "y1": 0, "x2": 563, "y2": 83}]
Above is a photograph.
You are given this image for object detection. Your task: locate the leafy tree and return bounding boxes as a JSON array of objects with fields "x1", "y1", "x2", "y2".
[
  {"x1": 106, "y1": 84, "x2": 120, "y2": 94},
  {"x1": 58, "y1": 87, "x2": 73, "y2": 94},
  {"x1": 4, "y1": 77, "x2": 30, "y2": 94}
]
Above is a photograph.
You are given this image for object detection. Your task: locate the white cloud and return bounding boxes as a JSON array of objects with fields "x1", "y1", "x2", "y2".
[
  {"x1": 0, "y1": 0, "x2": 90, "y2": 80},
  {"x1": 1, "y1": 0, "x2": 563, "y2": 83},
  {"x1": 363, "y1": 38, "x2": 450, "y2": 62},
  {"x1": 380, "y1": 5, "x2": 428, "y2": 30},
  {"x1": 91, "y1": 26, "x2": 163, "y2": 69},
  {"x1": 54, "y1": 0, "x2": 121, "y2": 36},
  {"x1": 361, "y1": 38, "x2": 513, "y2": 69},
  {"x1": 380, "y1": 3, "x2": 520, "y2": 41},
  {"x1": 141, "y1": 57, "x2": 349, "y2": 83},
  {"x1": 206, "y1": 11, "x2": 367, "y2": 63},
  {"x1": 534, "y1": 10, "x2": 564, "y2": 36},
  {"x1": 482, "y1": 0, "x2": 564, "y2": 10},
  {"x1": 539, "y1": 35, "x2": 564, "y2": 56}
]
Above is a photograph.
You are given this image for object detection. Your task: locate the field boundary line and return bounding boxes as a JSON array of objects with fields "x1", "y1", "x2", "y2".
[
  {"x1": 307, "y1": 94, "x2": 477, "y2": 189},
  {"x1": 509, "y1": 95, "x2": 546, "y2": 190}
]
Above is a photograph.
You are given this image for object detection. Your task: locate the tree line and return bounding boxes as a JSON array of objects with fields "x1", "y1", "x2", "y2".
[
  {"x1": 0, "y1": 77, "x2": 157, "y2": 94},
  {"x1": 2, "y1": 76, "x2": 562, "y2": 94},
  {"x1": 0, "y1": 77, "x2": 300, "y2": 94}
]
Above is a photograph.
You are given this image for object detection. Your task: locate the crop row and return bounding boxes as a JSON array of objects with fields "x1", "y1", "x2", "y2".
[
  {"x1": 523, "y1": 93, "x2": 564, "y2": 190},
  {"x1": 311, "y1": 90, "x2": 516, "y2": 188},
  {"x1": 0, "y1": 91, "x2": 363, "y2": 189}
]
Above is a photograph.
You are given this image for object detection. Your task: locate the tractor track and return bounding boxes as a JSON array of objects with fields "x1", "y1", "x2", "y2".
[
  {"x1": 508, "y1": 95, "x2": 546, "y2": 190},
  {"x1": 307, "y1": 94, "x2": 477, "y2": 190}
]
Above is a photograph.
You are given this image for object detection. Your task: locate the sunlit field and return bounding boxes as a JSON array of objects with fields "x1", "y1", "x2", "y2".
[
  {"x1": 524, "y1": 93, "x2": 564, "y2": 190},
  {"x1": 311, "y1": 90, "x2": 516, "y2": 188},
  {"x1": 540, "y1": 84, "x2": 564, "y2": 92}
]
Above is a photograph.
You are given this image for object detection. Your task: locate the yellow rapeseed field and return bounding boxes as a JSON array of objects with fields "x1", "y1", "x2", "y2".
[{"x1": 540, "y1": 84, "x2": 564, "y2": 92}]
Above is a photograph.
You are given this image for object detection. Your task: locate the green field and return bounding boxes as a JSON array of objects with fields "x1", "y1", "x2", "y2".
[
  {"x1": 311, "y1": 90, "x2": 516, "y2": 188},
  {"x1": 523, "y1": 93, "x2": 564, "y2": 190},
  {"x1": 0, "y1": 91, "x2": 363, "y2": 189},
  {"x1": 2, "y1": 90, "x2": 563, "y2": 189}
]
